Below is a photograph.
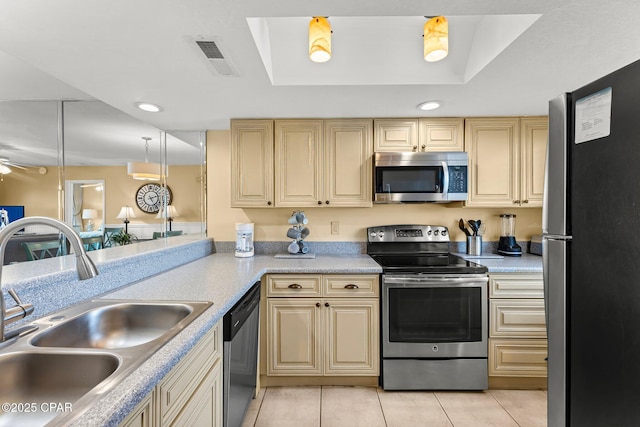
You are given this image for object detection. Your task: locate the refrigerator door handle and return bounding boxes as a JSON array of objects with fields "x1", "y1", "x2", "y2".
[{"x1": 543, "y1": 235, "x2": 569, "y2": 427}]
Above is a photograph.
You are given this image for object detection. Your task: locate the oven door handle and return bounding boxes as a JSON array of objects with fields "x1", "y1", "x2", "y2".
[{"x1": 383, "y1": 275, "x2": 488, "y2": 286}]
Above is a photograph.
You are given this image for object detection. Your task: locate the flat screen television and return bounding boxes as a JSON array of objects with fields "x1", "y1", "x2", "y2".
[{"x1": 0, "y1": 205, "x2": 25, "y2": 227}]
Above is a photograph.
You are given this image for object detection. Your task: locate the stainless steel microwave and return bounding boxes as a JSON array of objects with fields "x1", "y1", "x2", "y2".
[{"x1": 373, "y1": 151, "x2": 468, "y2": 203}]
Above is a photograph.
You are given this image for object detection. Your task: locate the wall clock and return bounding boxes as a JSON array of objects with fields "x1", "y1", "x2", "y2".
[{"x1": 135, "y1": 184, "x2": 172, "y2": 214}]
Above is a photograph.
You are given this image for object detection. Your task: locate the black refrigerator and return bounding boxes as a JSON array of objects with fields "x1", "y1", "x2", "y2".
[{"x1": 544, "y1": 57, "x2": 640, "y2": 427}]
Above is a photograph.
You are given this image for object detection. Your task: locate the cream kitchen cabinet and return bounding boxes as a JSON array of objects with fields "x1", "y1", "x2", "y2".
[
  {"x1": 274, "y1": 119, "x2": 372, "y2": 207},
  {"x1": 230, "y1": 119, "x2": 274, "y2": 208},
  {"x1": 418, "y1": 117, "x2": 464, "y2": 151},
  {"x1": 265, "y1": 274, "x2": 379, "y2": 377},
  {"x1": 119, "y1": 321, "x2": 223, "y2": 427},
  {"x1": 373, "y1": 119, "x2": 418, "y2": 151},
  {"x1": 465, "y1": 117, "x2": 548, "y2": 207},
  {"x1": 374, "y1": 118, "x2": 463, "y2": 152},
  {"x1": 119, "y1": 391, "x2": 155, "y2": 427},
  {"x1": 488, "y1": 273, "x2": 547, "y2": 387}
]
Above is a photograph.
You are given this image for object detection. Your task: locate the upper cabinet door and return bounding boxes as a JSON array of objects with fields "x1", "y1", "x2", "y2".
[
  {"x1": 324, "y1": 119, "x2": 373, "y2": 207},
  {"x1": 230, "y1": 120, "x2": 274, "y2": 208},
  {"x1": 419, "y1": 118, "x2": 464, "y2": 152},
  {"x1": 520, "y1": 117, "x2": 549, "y2": 207},
  {"x1": 373, "y1": 119, "x2": 419, "y2": 152},
  {"x1": 275, "y1": 120, "x2": 323, "y2": 207},
  {"x1": 465, "y1": 118, "x2": 521, "y2": 207}
]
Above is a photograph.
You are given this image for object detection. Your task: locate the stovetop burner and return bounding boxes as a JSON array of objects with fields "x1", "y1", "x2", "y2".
[{"x1": 367, "y1": 224, "x2": 488, "y2": 275}]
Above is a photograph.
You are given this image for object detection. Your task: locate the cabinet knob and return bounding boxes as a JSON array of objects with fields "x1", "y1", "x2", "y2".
[
  {"x1": 522, "y1": 199, "x2": 529, "y2": 204},
  {"x1": 288, "y1": 284, "x2": 302, "y2": 289},
  {"x1": 325, "y1": 200, "x2": 330, "y2": 205},
  {"x1": 316, "y1": 302, "x2": 321, "y2": 307},
  {"x1": 344, "y1": 284, "x2": 359, "y2": 289},
  {"x1": 412, "y1": 145, "x2": 418, "y2": 151},
  {"x1": 317, "y1": 201, "x2": 322, "y2": 205},
  {"x1": 324, "y1": 302, "x2": 330, "y2": 307},
  {"x1": 513, "y1": 200, "x2": 521, "y2": 204},
  {"x1": 267, "y1": 201, "x2": 272, "y2": 206},
  {"x1": 421, "y1": 144, "x2": 426, "y2": 151}
]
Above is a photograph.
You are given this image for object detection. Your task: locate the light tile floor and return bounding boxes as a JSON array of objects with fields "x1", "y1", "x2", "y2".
[{"x1": 242, "y1": 387, "x2": 547, "y2": 427}]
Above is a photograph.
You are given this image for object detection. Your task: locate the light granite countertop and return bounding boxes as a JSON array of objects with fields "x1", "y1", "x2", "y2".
[
  {"x1": 457, "y1": 252, "x2": 543, "y2": 273},
  {"x1": 62, "y1": 253, "x2": 382, "y2": 426}
]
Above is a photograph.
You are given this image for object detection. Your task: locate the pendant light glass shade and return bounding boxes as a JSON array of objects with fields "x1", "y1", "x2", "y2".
[
  {"x1": 424, "y1": 16, "x2": 448, "y2": 62},
  {"x1": 0, "y1": 164, "x2": 11, "y2": 175},
  {"x1": 309, "y1": 17, "x2": 331, "y2": 63}
]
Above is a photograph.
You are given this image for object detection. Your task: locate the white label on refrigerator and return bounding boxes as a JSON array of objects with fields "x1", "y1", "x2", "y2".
[{"x1": 575, "y1": 87, "x2": 612, "y2": 144}]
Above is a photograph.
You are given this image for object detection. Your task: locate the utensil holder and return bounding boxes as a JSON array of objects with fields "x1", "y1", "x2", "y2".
[{"x1": 466, "y1": 236, "x2": 482, "y2": 256}]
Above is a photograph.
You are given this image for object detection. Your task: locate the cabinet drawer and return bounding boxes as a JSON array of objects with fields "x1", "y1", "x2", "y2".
[
  {"x1": 266, "y1": 274, "x2": 322, "y2": 297},
  {"x1": 489, "y1": 273, "x2": 544, "y2": 298},
  {"x1": 490, "y1": 299, "x2": 546, "y2": 338},
  {"x1": 489, "y1": 338, "x2": 548, "y2": 377},
  {"x1": 323, "y1": 274, "x2": 379, "y2": 297}
]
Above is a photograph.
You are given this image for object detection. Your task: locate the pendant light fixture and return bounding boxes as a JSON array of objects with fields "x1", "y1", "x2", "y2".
[
  {"x1": 127, "y1": 137, "x2": 161, "y2": 181},
  {"x1": 423, "y1": 16, "x2": 448, "y2": 62},
  {"x1": 309, "y1": 17, "x2": 331, "y2": 63}
]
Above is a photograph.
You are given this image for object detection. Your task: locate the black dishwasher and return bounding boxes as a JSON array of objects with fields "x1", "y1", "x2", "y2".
[{"x1": 223, "y1": 282, "x2": 260, "y2": 427}]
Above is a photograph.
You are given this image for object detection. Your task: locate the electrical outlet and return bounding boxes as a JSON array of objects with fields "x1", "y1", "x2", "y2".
[{"x1": 331, "y1": 221, "x2": 340, "y2": 235}]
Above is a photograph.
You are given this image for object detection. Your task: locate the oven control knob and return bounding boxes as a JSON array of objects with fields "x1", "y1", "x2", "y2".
[
  {"x1": 369, "y1": 231, "x2": 377, "y2": 238},
  {"x1": 434, "y1": 230, "x2": 439, "y2": 236},
  {"x1": 427, "y1": 230, "x2": 432, "y2": 235},
  {"x1": 432, "y1": 345, "x2": 439, "y2": 352},
  {"x1": 377, "y1": 231, "x2": 384, "y2": 239},
  {"x1": 441, "y1": 230, "x2": 447, "y2": 236}
]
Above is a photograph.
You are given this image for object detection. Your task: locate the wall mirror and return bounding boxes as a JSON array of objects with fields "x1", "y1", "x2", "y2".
[{"x1": 0, "y1": 99, "x2": 206, "y2": 264}]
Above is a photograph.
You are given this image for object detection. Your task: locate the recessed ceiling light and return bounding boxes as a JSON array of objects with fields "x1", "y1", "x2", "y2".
[
  {"x1": 417, "y1": 101, "x2": 442, "y2": 111},
  {"x1": 135, "y1": 102, "x2": 162, "y2": 113}
]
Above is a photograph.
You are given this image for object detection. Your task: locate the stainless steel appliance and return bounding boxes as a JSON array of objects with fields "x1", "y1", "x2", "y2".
[
  {"x1": 367, "y1": 224, "x2": 488, "y2": 390},
  {"x1": 373, "y1": 151, "x2": 468, "y2": 203},
  {"x1": 223, "y1": 282, "x2": 260, "y2": 427},
  {"x1": 544, "y1": 58, "x2": 640, "y2": 427}
]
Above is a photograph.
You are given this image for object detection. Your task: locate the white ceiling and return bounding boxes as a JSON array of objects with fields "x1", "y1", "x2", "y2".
[{"x1": 0, "y1": 0, "x2": 639, "y2": 134}]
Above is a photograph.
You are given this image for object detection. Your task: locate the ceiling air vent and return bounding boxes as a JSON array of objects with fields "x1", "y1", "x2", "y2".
[{"x1": 192, "y1": 37, "x2": 239, "y2": 77}]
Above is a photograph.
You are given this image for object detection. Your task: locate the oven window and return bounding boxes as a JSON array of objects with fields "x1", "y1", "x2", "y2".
[
  {"x1": 388, "y1": 287, "x2": 482, "y2": 342},
  {"x1": 375, "y1": 167, "x2": 442, "y2": 193}
]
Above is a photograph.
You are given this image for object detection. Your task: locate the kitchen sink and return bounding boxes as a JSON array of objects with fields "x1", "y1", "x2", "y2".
[
  {"x1": 0, "y1": 351, "x2": 120, "y2": 426},
  {"x1": 0, "y1": 299, "x2": 212, "y2": 426},
  {"x1": 31, "y1": 302, "x2": 198, "y2": 349}
]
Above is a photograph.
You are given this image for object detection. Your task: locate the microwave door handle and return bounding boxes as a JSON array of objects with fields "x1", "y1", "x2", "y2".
[{"x1": 441, "y1": 161, "x2": 449, "y2": 198}]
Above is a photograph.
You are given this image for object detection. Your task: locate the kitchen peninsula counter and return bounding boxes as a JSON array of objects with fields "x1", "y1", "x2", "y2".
[{"x1": 62, "y1": 252, "x2": 382, "y2": 426}]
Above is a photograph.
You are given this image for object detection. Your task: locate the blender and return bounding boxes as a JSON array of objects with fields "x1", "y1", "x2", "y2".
[{"x1": 498, "y1": 214, "x2": 522, "y2": 256}]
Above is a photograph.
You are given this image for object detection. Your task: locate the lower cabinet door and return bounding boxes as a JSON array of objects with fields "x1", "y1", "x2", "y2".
[
  {"x1": 267, "y1": 298, "x2": 322, "y2": 375},
  {"x1": 324, "y1": 299, "x2": 379, "y2": 375},
  {"x1": 171, "y1": 359, "x2": 223, "y2": 427},
  {"x1": 119, "y1": 391, "x2": 154, "y2": 427}
]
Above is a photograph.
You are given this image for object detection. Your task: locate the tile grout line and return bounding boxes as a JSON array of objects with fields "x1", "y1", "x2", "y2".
[
  {"x1": 319, "y1": 386, "x2": 323, "y2": 427},
  {"x1": 433, "y1": 392, "x2": 456, "y2": 427},
  {"x1": 249, "y1": 387, "x2": 267, "y2": 427},
  {"x1": 375, "y1": 387, "x2": 390, "y2": 427},
  {"x1": 487, "y1": 390, "x2": 522, "y2": 427}
]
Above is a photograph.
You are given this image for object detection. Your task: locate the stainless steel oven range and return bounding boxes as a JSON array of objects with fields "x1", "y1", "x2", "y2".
[{"x1": 367, "y1": 224, "x2": 489, "y2": 390}]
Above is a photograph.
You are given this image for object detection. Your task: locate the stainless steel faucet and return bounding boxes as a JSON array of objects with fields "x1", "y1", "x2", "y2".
[{"x1": 0, "y1": 216, "x2": 99, "y2": 341}]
